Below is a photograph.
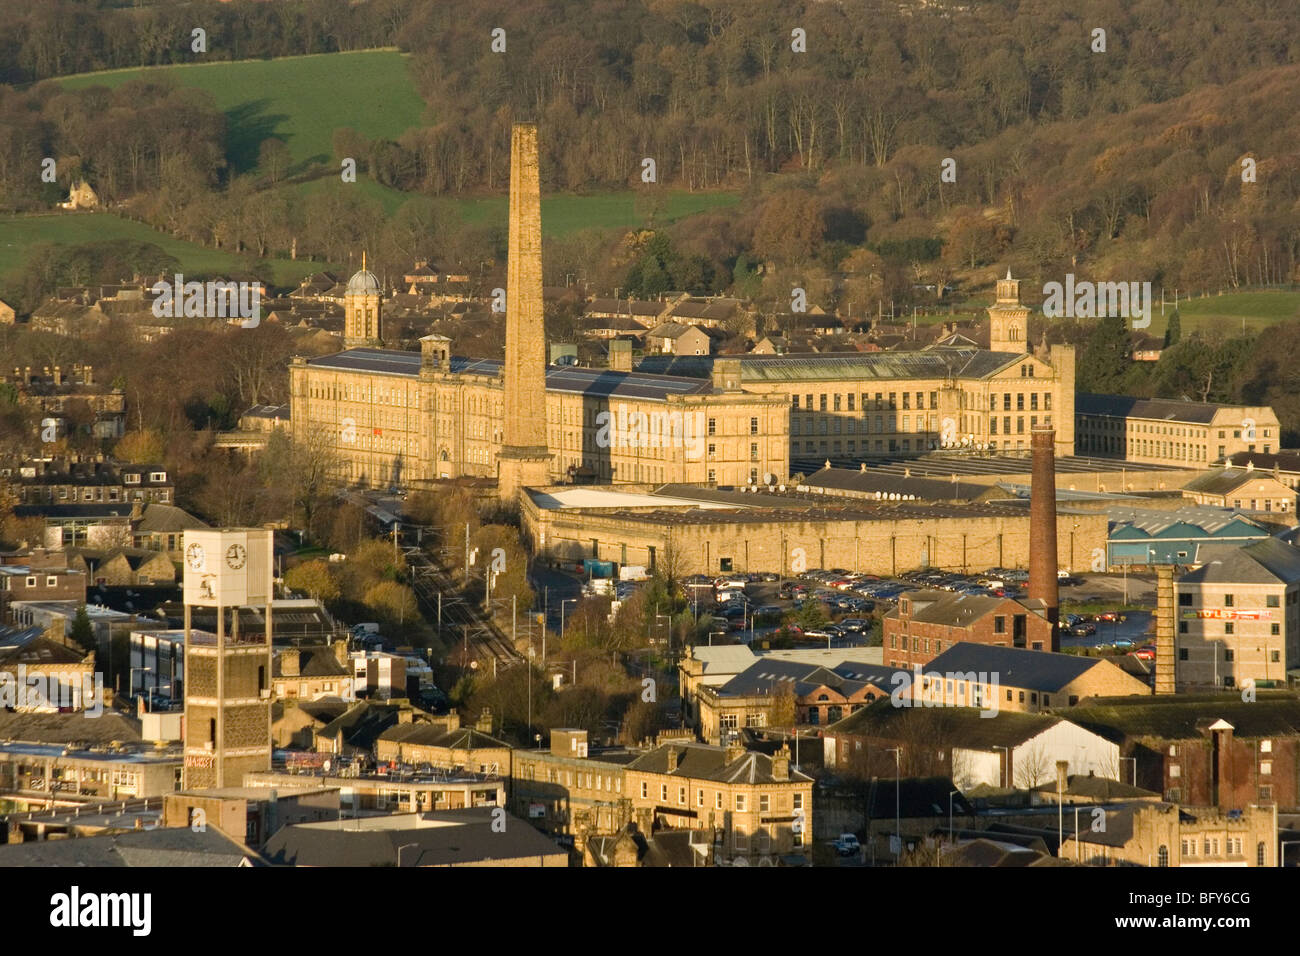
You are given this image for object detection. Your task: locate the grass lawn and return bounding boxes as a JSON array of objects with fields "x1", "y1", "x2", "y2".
[
  {"x1": 0, "y1": 212, "x2": 325, "y2": 288},
  {"x1": 450, "y1": 189, "x2": 740, "y2": 236},
  {"x1": 59, "y1": 50, "x2": 426, "y2": 174},
  {"x1": 1144, "y1": 291, "x2": 1300, "y2": 338}
]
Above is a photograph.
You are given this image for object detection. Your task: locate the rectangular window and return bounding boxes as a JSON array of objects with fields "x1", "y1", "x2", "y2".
[
  {"x1": 760, "y1": 794, "x2": 770, "y2": 812},
  {"x1": 750, "y1": 417, "x2": 758, "y2": 435},
  {"x1": 707, "y1": 418, "x2": 716, "y2": 436}
]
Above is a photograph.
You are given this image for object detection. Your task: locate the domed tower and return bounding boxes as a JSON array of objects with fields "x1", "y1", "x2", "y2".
[
  {"x1": 344, "y1": 252, "x2": 382, "y2": 348},
  {"x1": 988, "y1": 268, "x2": 1029, "y2": 353}
]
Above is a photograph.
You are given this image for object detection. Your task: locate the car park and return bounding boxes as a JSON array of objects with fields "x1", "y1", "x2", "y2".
[{"x1": 833, "y1": 834, "x2": 861, "y2": 856}]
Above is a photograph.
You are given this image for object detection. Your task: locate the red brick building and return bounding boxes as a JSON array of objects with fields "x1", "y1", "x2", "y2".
[
  {"x1": 882, "y1": 589, "x2": 1056, "y2": 670},
  {"x1": 1069, "y1": 694, "x2": 1300, "y2": 810}
]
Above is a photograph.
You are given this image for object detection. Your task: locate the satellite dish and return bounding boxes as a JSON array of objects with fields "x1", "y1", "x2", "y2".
[
  {"x1": 778, "y1": 484, "x2": 786, "y2": 492},
  {"x1": 322, "y1": 759, "x2": 331, "y2": 773},
  {"x1": 763, "y1": 473, "x2": 775, "y2": 485}
]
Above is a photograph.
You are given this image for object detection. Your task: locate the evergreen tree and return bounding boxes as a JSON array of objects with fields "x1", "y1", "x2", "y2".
[
  {"x1": 1078, "y1": 314, "x2": 1132, "y2": 392},
  {"x1": 70, "y1": 604, "x2": 94, "y2": 653},
  {"x1": 1164, "y1": 309, "x2": 1182, "y2": 348}
]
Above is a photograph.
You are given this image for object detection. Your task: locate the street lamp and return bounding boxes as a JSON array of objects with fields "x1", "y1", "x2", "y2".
[
  {"x1": 397, "y1": 842, "x2": 419, "y2": 867},
  {"x1": 560, "y1": 598, "x2": 578, "y2": 641},
  {"x1": 948, "y1": 789, "x2": 959, "y2": 842},
  {"x1": 886, "y1": 747, "x2": 902, "y2": 860},
  {"x1": 129, "y1": 667, "x2": 150, "y2": 711}
]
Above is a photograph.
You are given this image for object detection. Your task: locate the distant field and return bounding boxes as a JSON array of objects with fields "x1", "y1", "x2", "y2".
[
  {"x1": 1154, "y1": 291, "x2": 1300, "y2": 336},
  {"x1": 452, "y1": 190, "x2": 741, "y2": 235},
  {"x1": 0, "y1": 213, "x2": 324, "y2": 288},
  {"x1": 58, "y1": 50, "x2": 426, "y2": 173},
  {"x1": 284, "y1": 179, "x2": 742, "y2": 236}
]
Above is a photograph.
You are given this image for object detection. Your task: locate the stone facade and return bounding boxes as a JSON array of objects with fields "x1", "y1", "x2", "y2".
[
  {"x1": 524, "y1": 495, "x2": 1108, "y2": 577},
  {"x1": 1076, "y1": 394, "x2": 1281, "y2": 467},
  {"x1": 290, "y1": 344, "x2": 790, "y2": 490}
]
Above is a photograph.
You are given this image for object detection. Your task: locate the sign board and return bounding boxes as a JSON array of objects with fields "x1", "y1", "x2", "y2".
[
  {"x1": 184, "y1": 753, "x2": 214, "y2": 769},
  {"x1": 1181, "y1": 609, "x2": 1274, "y2": 621},
  {"x1": 529, "y1": 802, "x2": 547, "y2": 819}
]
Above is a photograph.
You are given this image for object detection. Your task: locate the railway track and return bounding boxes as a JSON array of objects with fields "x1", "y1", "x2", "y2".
[{"x1": 404, "y1": 540, "x2": 524, "y2": 667}]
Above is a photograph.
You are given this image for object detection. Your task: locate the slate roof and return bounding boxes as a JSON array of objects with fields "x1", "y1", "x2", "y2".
[
  {"x1": 627, "y1": 741, "x2": 813, "y2": 784},
  {"x1": 0, "y1": 825, "x2": 259, "y2": 867},
  {"x1": 0, "y1": 709, "x2": 143, "y2": 745},
  {"x1": 715, "y1": 658, "x2": 901, "y2": 700},
  {"x1": 802, "y1": 466, "x2": 976, "y2": 502},
  {"x1": 135, "y1": 502, "x2": 208, "y2": 534},
  {"x1": 305, "y1": 348, "x2": 713, "y2": 400},
  {"x1": 924, "y1": 643, "x2": 1104, "y2": 693},
  {"x1": 1180, "y1": 538, "x2": 1300, "y2": 585},
  {"x1": 272, "y1": 647, "x2": 348, "y2": 680},
  {"x1": 1066, "y1": 693, "x2": 1300, "y2": 741},
  {"x1": 1225, "y1": 451, "x2": 1300, "y2": 473},
  {"x1": 826, "y1": 698, "x2": 1067, "y2": 749},
  {"x1": 0, "y1": 634, "x2": 87, "y2": 667},
  {"x1": 1183, "y1": 467, "x2": 1291, "y2": 497},
  {"x1": 636, "y1": 348, "x2": 1023, "y2": 382},
  {"x1": 378, "y1": 724, "x2": 509, "y2": 750},
  {"x1": 1076, "y1": 392, "x2": 1225, "y2": 424},
  {"x1": 262, "y1": 808, "x2": 565, "y2": 866},
  {"x1": 884, "y1": 590, "x2": 1023, "y2": 628}
]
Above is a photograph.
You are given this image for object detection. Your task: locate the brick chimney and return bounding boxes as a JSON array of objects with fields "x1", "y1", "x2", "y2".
[
  {"x1": 724, "y1": 738, "x2": 746, "y2": 764},
  {"x1": 1028, "y1": 425, "x2": 1060, "y2": 640},
  {"x1": 279, "y1": 649, "x2": 300, "y2": 677},
  {"x1": 665, "y1": 746, "x2": 679, "y2": 772},
  {"x1": 1155, "y1": 565, "x2": 1177, "y2": 695},
  {"x1": 476, "y1": 708, "x2": 494, "y2": 734}
]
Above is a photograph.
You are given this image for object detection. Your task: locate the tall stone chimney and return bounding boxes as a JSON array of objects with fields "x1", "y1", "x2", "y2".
[
  {"x1": 497, "y1": 123, "x2": 552, "y2": 502},
  {"x1": 1155, "y1": 564, "x2": 1177, "y2": 695},
  {"x1": 1029, "y1": 425, "x2": 1060, "y2": 640}
]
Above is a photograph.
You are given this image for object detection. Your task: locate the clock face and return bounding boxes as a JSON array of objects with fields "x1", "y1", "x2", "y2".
[
  {"x1": 225, "y1": 543, "x2": 247, "y2": 570},
  {"x1": 185, "y1": 542, "x2": 206, "y2": 571}
]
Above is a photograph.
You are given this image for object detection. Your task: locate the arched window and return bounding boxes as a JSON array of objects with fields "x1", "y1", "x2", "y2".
[{"x1": 1157, "y1": 845, "x2": 1169, "y2": 867}]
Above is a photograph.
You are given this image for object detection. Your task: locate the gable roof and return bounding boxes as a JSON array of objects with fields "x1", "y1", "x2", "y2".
[
  {"x1": 1076, "y1": 393, "x2": 1227, "y2": 425},
  {"x1": 1180, "y1": 538, "x2": 1300, "y2": 585},
  {"x1": 1183, "y1": 468, "x2": 1291, "y2": 497},
  {"x1": 1066, "y1": 693, "x2": 1300, "y2": 741},
  {"x1": 627, "y1": 741, "x2": 812, "y2": 784},
  {"x1": 0, "y1": 825, "x2": 258, "y2": 867},
  {"x1": 827, "y1": 698, "x2": 1068, "y2": 749},
  {"x1": 924, "y1": 643, "x2": 1106, "y2": 693}
]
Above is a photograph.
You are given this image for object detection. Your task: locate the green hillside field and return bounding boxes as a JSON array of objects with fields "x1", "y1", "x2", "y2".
[
  {"x1": 0, "y1": 213, "x2": 325, "y2": 288},
  {"x1": 59, "y1": 50, "x2": 427, "y2": 174}
]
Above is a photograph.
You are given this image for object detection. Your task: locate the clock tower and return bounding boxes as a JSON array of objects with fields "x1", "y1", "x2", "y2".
[{"x1": 181, "y1": 528, "x2": 274, "y2": 789}]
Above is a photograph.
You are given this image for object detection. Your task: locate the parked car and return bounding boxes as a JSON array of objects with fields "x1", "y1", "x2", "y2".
[
  {"x1": 1133, "y1": 644, "x2": 1156, "y2": 661},
  {"x1": 839, "y1": 618, "x2": 870, "y2": 632},
  {"x1": 833, "y1": 833, "x2": 861, "y2": 856},
  {"x1": 1069, "y1": 623, "x2": 1096, "y2": 637}
]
